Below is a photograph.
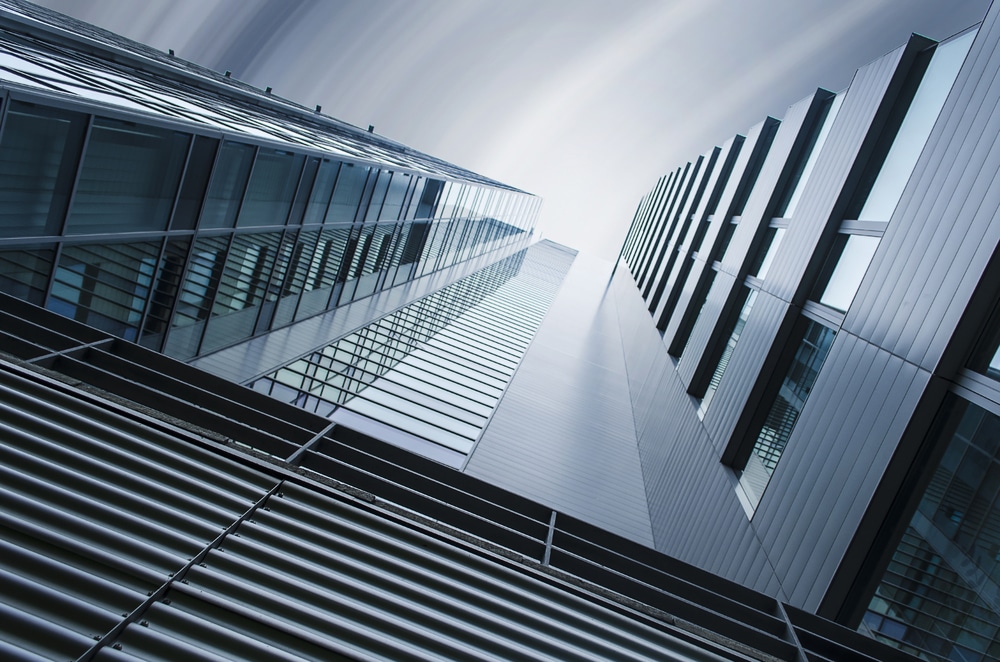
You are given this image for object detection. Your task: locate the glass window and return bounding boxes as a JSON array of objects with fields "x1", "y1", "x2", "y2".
[
  {"x1": 818, "y1": 234, "x2": 881, "y2": 312},
  {"x1": 699, "y1": 286, "x2": 757, "y2": 416},
  {"x1": 738, "y1": 319, "x2": 835, "y2": 511},
  {"x1": 857, "y1": 30, "x2": 976, "y2": 222},
  {"x1": 0, "y1": 101, "x2": 87, "y2": 237},
  {"x1": 48, "y1": 240, "x2": 161, "y2": 340},
  {"x1": 171, "y1": 135, "x2": 218, "y2": 230},
  {"x1": 752, "y1": 227, "x2": 786, "y2": 281},
  {"x1": 199, "y1": 141, "x2": 255, "y2": 229},
  {"x1": 237, "y1": 148, "x2": 304, "y2": 227},
  {"x1": 65, "y1": 117, "x2": 188, "y2": 234},
  {"x1": 326, "y1": 163, "x2": 369, "y2": 224},
  {"x1": 302, "y1": 159, "x2": 339, "y2": 225},
  {"x1": 0, "y1": 244, "x2": 55, "y2": 305},
  {"x1": 863, "y1": 398, "x2": 1000, "y2": 660},
  {"x1": 781, "y1": 94, "x2": 844, "y2": 218}
]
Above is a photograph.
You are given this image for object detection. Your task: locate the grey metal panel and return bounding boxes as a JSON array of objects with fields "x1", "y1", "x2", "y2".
[
  {"x1": 660, "y1": 125, "x2": 764, "y2": 349},
  {"x1": 638, "y1": 165, "x2": 690, "y2": 289},
  {"x1": 848, "y1": 17, "x2": 1000, "y2": 371},
  {"x1": 653, "y1": 141, "x2": 736, "y2": 326},
  {"x1": 465, "y1": 253, "x2": 655, "y2": 546},
  {"x1": 644, "y1": 153, "x2": 710, "y2": 301},
  {"x1": 608, "y1": 269, "x2": 781, "y2": 593},
  {"x1": 701, "y1": 290, "x2": 788, "y2": 454},
  {"x1": 749, "y1": 334, "x2": 930, "y2": 612},
  {"x1": 717, "y1": 94, "x2": 815, "y2": 278},
  {"x1": 631, "y1": 169, "x2": 678, "y2": 276},
  {"x1": 675, "y1": 269, "x2": 736, "y2": 389},
  {"x1": 675, "y1": 102, "x2": 812, "y2": 390},
  {"x1": 114, "y1": 482, "x2": 728, "y2": 662},
  {"x1": 0, "y1": 364, "x2": 276, "y2": 661},
  {"x1": 648, "y1": 148, "x2": 720, "y2": 313},
  {"x1": 763, "y1": 43, "x2": 909, "y2": 304}
]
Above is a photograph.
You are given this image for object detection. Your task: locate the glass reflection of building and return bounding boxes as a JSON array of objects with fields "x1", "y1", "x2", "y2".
[{"x1": 0, "y1": 1, "x2": 537, "y2": 367}]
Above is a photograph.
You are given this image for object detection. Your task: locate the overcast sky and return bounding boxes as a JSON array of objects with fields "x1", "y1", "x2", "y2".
[{"x1": 34, "y1": 0, "x2": 993, "y2": 260}]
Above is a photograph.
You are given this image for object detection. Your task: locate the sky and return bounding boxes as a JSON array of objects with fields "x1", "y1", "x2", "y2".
[{"x1": 34, "y1": 0, "x2": 993, "y2": 260}]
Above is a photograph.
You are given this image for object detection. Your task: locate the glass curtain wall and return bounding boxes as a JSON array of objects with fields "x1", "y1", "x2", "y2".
[{"x1": 0, "y1": 94, "x2": 537, "y2": 361}]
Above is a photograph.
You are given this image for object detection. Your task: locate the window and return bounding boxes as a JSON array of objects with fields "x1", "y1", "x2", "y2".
[
  {"x1": 735, "y1": 319, "x2": 835, "y2": 514},
  {"x1": 863, "y1": 398, "x2": 1000, "y2": 661},
  {"x1": 65, "y1": 117, "x2": 189, "y2": 234},
  {"x1": 698, "y1": 286, "x2": 757, "y2": 416}
]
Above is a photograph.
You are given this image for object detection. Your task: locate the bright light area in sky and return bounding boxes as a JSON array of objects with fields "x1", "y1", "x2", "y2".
[{"x1": 35, "y1": 0, "x2": 992, "y2": 261}]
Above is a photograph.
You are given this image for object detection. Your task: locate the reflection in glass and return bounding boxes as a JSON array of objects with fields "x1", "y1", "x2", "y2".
[
  {"x1": 858, "y1": 30, "x2": 976, "y2": 221},
  {"x1": 782, "y1": 94, "x2": 844, "y2": 218},
  {"x1": 200, "y1": 141, "x2": 255, "y2": 229},
  {"x1": 863, "y1": 399, "x2": 1000, "y2": 661},
  {"x1": 700, "y1": 287, "x2": 757, "y2": 416},
  {"x1": 819, "y1": 234, "x2": 881, "y2": 312},
  {"x1": 237, "y1": 148, "x2": 304, "y2": 227},
  {"x1": 66, "y1": 117, "x2": 188, "y2": 234},
  {"x1": 0, "y1": 101, "x2": 87, "y2": 237},
  {"x1": 252, "y1": 244, "x2": 569, "y2": 459},
  {"x1": 753, "y1": 227, "x2": 786, "y2": 281},
  {"x1": 739, "y1": 320, "x2": 835, "y2": 511}
]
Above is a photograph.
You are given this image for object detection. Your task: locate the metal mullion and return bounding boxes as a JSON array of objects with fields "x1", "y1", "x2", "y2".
[
  {"x1": 390, "y1": 362, "x2": 496, "y2": 409},
  {"x1": 341, "y1": 379, "x2": 483, "y2": 442},
  {"x1": 41, "y1": 112, "x2": 94, "y2": 311},
  {"x1": 453, "y1": 305, "x2": 537, "y2": 339},
  {"x1": 228, "y1": 144, "x2": 261, "y2": 229},
  {"x1": 434, "y1": 325, "x2": 522, "y2": 364},
  {"x1": 470, "y1": 292, "x2": 549, "y2": 322},
  {"x1": 409, "y1": 346, "x2": 509, "y2": 390},
  {"x1": 447, "y1": 317, "x2": 532, "y2": 352},
  {"x1": 353, "y1": 355, "x2": 496, "y2": 410},
  {"x1": 163, "y1": 132, "x2": 196, "y2": 231},
  {"x1": 437, "y1": 324, "x2": 525, "y2": 358},
  {"x1": 419, "y1": 337, "x2": 513, "y2": 380},
  {"x1": 77, "y1": 482, "x2": 283, "y2": 662}
]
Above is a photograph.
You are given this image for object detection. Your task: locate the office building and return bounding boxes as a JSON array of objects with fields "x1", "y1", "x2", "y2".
[
  {"x1": 0, "y1": 0, "x2": 959, "y2": 660},
  {"x1": 618, "y1": 5, "x2": 1000, "y2": 660}
]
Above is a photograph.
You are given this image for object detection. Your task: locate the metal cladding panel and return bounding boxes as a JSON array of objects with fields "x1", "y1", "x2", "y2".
[
  {"x1": 848, "y1": 19, "x2": 1000, "y2": 370},
  {"x1": 645, "y1": 153, "x2": 711, "y2": 302},
  {"x1": 610, "y1": 270, "x2": 781, "y2": 595},
  {"x1": 701, "y1": 290, "x2": 789, "y2": 453},
  {"x1": 762, "y1": 44, "x2": 909, "y2": 303},
  {"x1": 717, "y1": 94, "x2": 814, "y2": 279},
  {"x1": 749, "y1": 333, "x2": 929, "y2": 612},
  {"x1": 465, "y1": 253, "x2": 655, "y2": 546},
  {"x1": 649, "y1": 148, "x2": 720, "y2": 315},
  {"x1": 661, "y1": 126, "x2": 764, "y2": 348},
  {"x1": 676, "y1": 269, "x2": 736, "y2": 389},
  {"x1": 632, "y1": 169, "x2": 678, "y2": 277},
  {"x1": 639, "y1": 165, "x2": 691, "y2": 290},
  {"x1": 653, "y1": 142, "x2": 736, "y2": 326}
]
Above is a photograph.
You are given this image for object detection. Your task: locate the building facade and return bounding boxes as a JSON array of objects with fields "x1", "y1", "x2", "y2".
[
  {"x1": 0, "y1": 0, "x2": 982, "y2": 660},
  {"x1": 617, "y1": 7, "x2": 1000, "y2": 660}
]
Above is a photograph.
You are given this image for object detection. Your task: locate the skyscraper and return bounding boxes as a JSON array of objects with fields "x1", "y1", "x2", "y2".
[
  {"x1": 618, "y1": 7, "x2": 1000, "y2": 660},
  {"x1": 0, "y1": 0, "x2": 976, "y2": 660}
]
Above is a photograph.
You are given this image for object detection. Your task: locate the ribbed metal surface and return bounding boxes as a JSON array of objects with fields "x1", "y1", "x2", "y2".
[
  {"x1": 0, "y1": 365, "x2": 275, "y2": 662},
  {"x1": 466, "y1": 253, "x2": 655, "y2": 546}
]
